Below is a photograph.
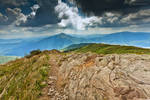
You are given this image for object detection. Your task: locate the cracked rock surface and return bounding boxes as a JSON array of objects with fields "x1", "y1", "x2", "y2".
[{"x1": 41, "y1": 53, "x2": 150, "y2": 100}]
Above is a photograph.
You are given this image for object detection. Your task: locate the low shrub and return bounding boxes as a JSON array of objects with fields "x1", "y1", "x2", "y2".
[{"x1": 25, "y1": 49, "x2": 42, "y2": 58}]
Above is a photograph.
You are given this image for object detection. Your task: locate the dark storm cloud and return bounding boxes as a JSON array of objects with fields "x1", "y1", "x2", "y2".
[
  {"x1": 0, "y1": 0, "x2": 60, "y2": 27},
  {"x1": 0, "y1": 0, "x2": 150, "y2": 29},
  {"x1": 64, "y1": 0, "x2": 150, "y2": 28},
  {"x1": 0, "y1": 0, "x2": 28, "y2": 7},
  {"x1": 21, "y1": 0, "x2": 60, "y2": 27},
  {"x1": 73, "y1": 0, "x2": 150, "y2": 16}
]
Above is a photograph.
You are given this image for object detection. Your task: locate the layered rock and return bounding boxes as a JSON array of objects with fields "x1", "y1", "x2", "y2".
[{"x1": 44, "y1": 53, "x2": 150, "y2": 100}]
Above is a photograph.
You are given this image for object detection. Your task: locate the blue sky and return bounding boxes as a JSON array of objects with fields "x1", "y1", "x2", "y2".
[{"x1": 0, "y1": 0, "x2": 150, "y2": 38}]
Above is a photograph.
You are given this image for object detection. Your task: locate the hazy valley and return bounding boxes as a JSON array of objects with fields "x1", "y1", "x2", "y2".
[{"x1": 1, "y1": 32, "x2": 150, "y2": 57}]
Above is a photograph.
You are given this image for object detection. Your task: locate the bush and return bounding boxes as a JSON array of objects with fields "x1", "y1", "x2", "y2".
[{"x1": 25, "y1": 49, "x2": 42, "y2": 58}]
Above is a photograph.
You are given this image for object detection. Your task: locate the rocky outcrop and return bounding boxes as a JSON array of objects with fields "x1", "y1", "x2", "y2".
[{"x1": 43, "y1": 53, "x2": 150, "y2": 100}]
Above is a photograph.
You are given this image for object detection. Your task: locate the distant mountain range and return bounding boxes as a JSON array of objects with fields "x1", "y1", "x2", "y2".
[
  {"x1": 0, "y1": 32, "x2": 150, "y2": 56},
  {"x1": 89, "y1": 32, "x2": 150, "y2": 47}
]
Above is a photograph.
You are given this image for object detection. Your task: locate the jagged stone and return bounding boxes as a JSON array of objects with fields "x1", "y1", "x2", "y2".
[
  {"x1": 48, "y1": 81, "x2": 53, "y2": 85},
  {"x1": 49, "y1": 76, "x2": 57, "y2": 80},
  {"x1": 45, "y1": 53, "x2": 150, "y2": 100}
]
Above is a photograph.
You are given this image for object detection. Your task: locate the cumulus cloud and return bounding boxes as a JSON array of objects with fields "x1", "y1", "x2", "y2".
[
  {"x1": 0, "y1": 13, "x2": 8, "y2": 24},
  {"x1": 55, "y1": 0, "x2": 150, "y2": 29},
  {"x1": 5, "y1": 8, "x2": 27, "y2": 26},
  {"x1": 55, "y1": 0, "x2": 103, "y2": 30},
  {"x1": 14, "y1": 12, "x2": 27, "y2": 26},
  {"x1": 55, "y1": 0, "x2": 124, "y2": 30},
  {"x1": 0, "y1": 0, "x2": 150, "y2": 35},
  {"x1": 28, "y1": 4, "x2": 40, "y2": 18},
  {"x1": 121, "y1": 9, "x2": 150, "y2": 25},
  {"x1": 15, "y1": 4, "x2": 40, "y2": 26},
  {"x1": 0, "y1": 0, "x2": 59, "y2": 27},
  {"x1": 0, "y1": 4, "x2": 41, "y2": 26},
  {"x1": 0, "y1": 8, "x2": 27, "y2": 26}
]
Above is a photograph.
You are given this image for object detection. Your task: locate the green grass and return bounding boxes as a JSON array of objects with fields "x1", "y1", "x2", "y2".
[
  {"x1": 70, "y1": 43, "x2": 150, "y2": 55},
  {"x1": 0, "y1": 53, "x2": 50, "y2": 100},
  {"x1": 1, "y1": 43, "x2": 150, "y2": 100},
  {"x1": 62, "y1": 43, "x2": 91, "y2": 52}
]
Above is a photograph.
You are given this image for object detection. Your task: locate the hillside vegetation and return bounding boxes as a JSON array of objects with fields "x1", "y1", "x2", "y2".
[
  {"x1": 0, "y1": 51, "x2": 51, "y2": 100},
  {"x1": 1, "y1": 44, "x2": 150, "y2": 100},
  {"x1": 67, "y1": 43, "x2": 150, "y2": 54},
  {"x1": 62, "y1": 43, "x2": 91, "y2": 52}
]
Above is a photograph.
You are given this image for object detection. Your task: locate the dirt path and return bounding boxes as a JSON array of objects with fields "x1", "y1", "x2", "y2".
[
  {"x1": 39, "y1": 53, "x2": 65, "y2": 100},
  {"x1": 39, "y1": 53, "x2": 150, "y2": 100}
]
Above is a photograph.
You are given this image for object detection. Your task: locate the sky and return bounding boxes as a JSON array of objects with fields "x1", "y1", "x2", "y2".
[{"x1": 0, "y1": 0, "x2": 150, "y2": 38}]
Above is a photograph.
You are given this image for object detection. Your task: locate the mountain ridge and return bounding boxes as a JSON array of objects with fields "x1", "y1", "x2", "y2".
[{"x1": 1, "y1": 31, "x2": 150, "y2": 56}]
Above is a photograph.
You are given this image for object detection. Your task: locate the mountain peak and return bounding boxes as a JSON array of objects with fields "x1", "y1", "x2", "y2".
[
  {"x1": 55, "y1": 33, "x2": 74, "y2": 39},
  {"x1": 59, "y1": 33, "x2": 67, "y2": 36}
]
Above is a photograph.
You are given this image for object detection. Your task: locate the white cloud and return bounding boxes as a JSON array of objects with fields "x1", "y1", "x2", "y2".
[
  {"x1": 29, "y1": 4, "x2": 40, "y2": 18},
  {"x1": 3, "y1": 8, "x2": 27, "y2": 26},
  {"x1": 55, "y1": 0, "x2": 123, "y2": 30},
  {"x1": 121, "y1": 9, "x2": 150, "y2": 24},
  {"x1": 0, "y1": 4, "x2": 40, "y2": 26},
  {"x1": 0, "y1": 12, "x2": 8, "y2": 23},
  {"x1": 55, "y1": 0, "x2": 103, "y2": 30},
  {"x1": 102, "y1": 12, "x2": 121, "y2": 24},
  {"x1": 15, "y1": 4, "x2": 40, "y2": 26},
  {"x1": 14, "y1": 13, "x2": 27, "y2": 26}
]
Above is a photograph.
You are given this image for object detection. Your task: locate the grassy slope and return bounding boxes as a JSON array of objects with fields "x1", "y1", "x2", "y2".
[
  {"x1": 1, "y1": 44, "x2": 150, "y2": 100},
  {"x1": 62, "y1": 43, "x2": 91, "y2": 52},
  {"x1": 71, "y1": 43, "x2": 150, "y2": 54},
  {"x1": 0, "y1": 56, "x2": 19, "y2": 64},
  {"x1": 0, "y1": 52, "x2": 50, "y2": 100}
]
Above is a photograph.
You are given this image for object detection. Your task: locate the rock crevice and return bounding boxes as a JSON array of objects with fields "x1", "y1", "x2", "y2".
[{"x1": 44, "y1": 53, "x2": 150, "y2": 100}]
